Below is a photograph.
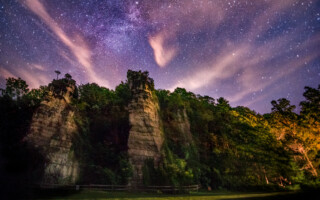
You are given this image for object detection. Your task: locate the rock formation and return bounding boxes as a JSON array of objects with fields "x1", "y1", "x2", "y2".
[
  {"x1": 127, "y1": 70, "x2": 164, "y2": 186},
  {"x1": 25, "y1": 79, "x2": 79, "y2": 184},
  {"x1": 168, "y1": 109, "x2": 193, "y2": 145},
  {"x1": 23, "y1": 71, "x2": 191, "y2": 186}
]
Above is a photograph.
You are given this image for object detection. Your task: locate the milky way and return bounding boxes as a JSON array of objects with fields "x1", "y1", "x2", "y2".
[{"x1": 0, "y1": 0, "x2": 319, "y2": 113}]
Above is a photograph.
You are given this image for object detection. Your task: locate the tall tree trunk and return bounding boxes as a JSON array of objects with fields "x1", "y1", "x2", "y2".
[{"x1": 299, "y1": 144, "x2": 318, "y2": 176}]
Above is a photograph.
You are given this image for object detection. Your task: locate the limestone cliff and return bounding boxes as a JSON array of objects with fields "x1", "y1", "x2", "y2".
[
  {"x1": 167, "y1": 109, "x2": 193, "y2": 145},
  {"x1": 25, "y1": 79, "x2": 79, "y2": 184},
  {"x1": 127, "y1": 70, "x2": 164, "y2": 186}
]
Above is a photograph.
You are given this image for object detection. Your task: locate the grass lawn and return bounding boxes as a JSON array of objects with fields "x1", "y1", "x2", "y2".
[{"x1": 34, "y1": 190, "x2": 317, "y2": 200}]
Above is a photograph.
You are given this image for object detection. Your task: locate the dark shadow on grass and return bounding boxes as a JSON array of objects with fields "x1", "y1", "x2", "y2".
[
  {"x1": 31, "y1": 190, "x2": 235, "y2": 199},
  {"x1": 30, "y1": 189, "x2": 320, "y2": 200},
  {"x1": 223, "y1": 191, "x2": 319, "y2": 200},
  {"x1": 29, "y1": 188, "x2": 80, "y2": 200}
]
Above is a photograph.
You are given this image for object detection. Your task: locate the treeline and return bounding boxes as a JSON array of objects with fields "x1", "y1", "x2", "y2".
[
  {"x1": 0, "y1": 71, "x2": 319, "y2": 192},
  {"x1": 153, "y1": 87, "x2": 320, "y2": 190}
]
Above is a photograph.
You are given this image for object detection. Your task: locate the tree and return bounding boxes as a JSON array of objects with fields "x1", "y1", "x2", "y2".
[
  {"x1": 0, "y1": 77, "x2": 45, "y2": 198},
  {"x1": 26, "y1": 86, "x2": 48, "y2": 106},
  {"x1": 54, "y1": 70, "x2": 61, "y2": 80},
  {"x1": 300, "y1": 85, "x2": 320, "y2": 121},
  {"x1": 271, "y1": 98, "x2": 296, "y2": 116},
  {"x1": 299, "y1": 85, "x2": 320, "y2": 177},
  {"x1": 115, "y1": 82, "x2": 132, "y2": 106},
  {"x1": 1, "y1": 77, "x2": 29, "y2": 100},
  {"x1": 65, "y1": 73, "x2": 72, "y2": 80},
  {"x1": 199, "y1": 95, "x2": 215, "y2": 105},
  {"x1": 270, "y1": 98, "x2": 318, "y2": 177},
  {"x1": 78, "y1": 83, "x2": 113, "y2": 111},
  {"x1": 216, "y1": 97, "x2": 230, "y2": 112}
]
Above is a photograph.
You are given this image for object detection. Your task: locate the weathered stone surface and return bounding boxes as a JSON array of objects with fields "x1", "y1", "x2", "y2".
[
  {"x1": 173, "y1": 109, "x2": 193, "y2": 144},
  {"x1": 25, "y1": 84, "x2": 79, "y2": 184},
  {"x1": 127, "y1": 71, "x2": 164, "y2": 186}
]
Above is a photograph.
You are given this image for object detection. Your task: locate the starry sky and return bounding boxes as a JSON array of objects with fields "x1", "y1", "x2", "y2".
[{"x1": 0, "y1": 0, "x2": 319, "y2": 113}]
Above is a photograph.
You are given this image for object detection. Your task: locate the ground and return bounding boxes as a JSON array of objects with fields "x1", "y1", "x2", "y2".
[{"x1": 33, "y1": 190, "x2": 318, "y2": 200}]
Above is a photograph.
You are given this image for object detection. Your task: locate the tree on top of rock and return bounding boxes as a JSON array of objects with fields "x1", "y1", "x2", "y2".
[{"x1": 54, "y1": 70, "x2": 61, "y2": 80}]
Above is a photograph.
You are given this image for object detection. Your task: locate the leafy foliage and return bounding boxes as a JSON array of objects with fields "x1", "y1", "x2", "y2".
[
  {"x1": 0, "y1": 72, "x2": 319, "y2": 192},
  {"x1": 72, "y1": 81, "x2": 132, "y2": 184},
  {"x1": 127, "y1": 70, "x2": 155, "y2": 90},
  {"x1": 0, "y1": 77, "x2": 46, "y2": 198}
]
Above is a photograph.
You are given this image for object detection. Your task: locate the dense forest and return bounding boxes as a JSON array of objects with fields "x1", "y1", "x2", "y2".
[{"x1": 0, "y1": 70, "x2": 319, "y2": 195}]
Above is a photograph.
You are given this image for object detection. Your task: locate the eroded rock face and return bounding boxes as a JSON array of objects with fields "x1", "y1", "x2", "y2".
[
  {"x1": 25, "y1": 83, "x2": 79, "y2": 184},
  {"x1": 169, "y1": 109, "x2": 193, "y2": 145},
  {"x1": 127, "y1": 70, "x2": 164, "y2": 186}
]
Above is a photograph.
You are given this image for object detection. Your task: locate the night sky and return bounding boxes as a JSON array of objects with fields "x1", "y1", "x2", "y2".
[{"x1": 0, "y1": 0, "x2": 319, "y2": 113}]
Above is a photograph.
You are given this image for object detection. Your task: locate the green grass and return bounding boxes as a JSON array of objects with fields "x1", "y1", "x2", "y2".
[{"x1": 33, "y1": 190, "x2": 317, "y2": 200}]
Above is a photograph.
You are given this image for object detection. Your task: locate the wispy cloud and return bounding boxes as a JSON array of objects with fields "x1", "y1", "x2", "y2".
[
  {"x1": 16, "y1": 68, "x2": 50, "y2": 88},
  {"x1": 147, "y1": 0, "x2": 225, "y2": 68},
  {"x1": 170, "y1": 32, "x2": 319, "y2": 104},
  {"x1": 149, "y1": 31, "x2": 178, "y2": 67},
  {"x1": 30, "y1": 64, "x2": 46, "y2": 71},
  {"x1": 165, "y1": 0, "x2": 319, "y2": 108},
  {"x1": 0, "y1": 67, "x2": 16, "y2": 80},
  {"x1": 169, "y1": 45, "x2": 248, "y2": 91},
  {"x1": 0, "y1": 66, "x2": 50, "y2": 89},
  {"x1": 23, "y1": 0, "x2": 109, "y2": 87}
]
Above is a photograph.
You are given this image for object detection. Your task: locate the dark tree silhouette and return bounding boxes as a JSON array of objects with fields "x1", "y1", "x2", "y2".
[
  {"x1": 300, "y1": 85, "x2": 320, "y2": 120},
  {"x1": 271, "y1": 98, "x2": 296, "y2": 114},
  {"x1": 65, "y1": 73, "x2": 72, "y2": 80},
  {"x1": 54, "y1": 70, "x2": 61, "y2": 80},
  {"x1": 1, "y1": 77, "x2": 29, "y2": 99}
]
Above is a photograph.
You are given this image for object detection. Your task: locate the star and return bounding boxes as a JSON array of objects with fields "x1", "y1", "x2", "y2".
[{"x1": 0, "y1": 0, "x2": 319, "y2": 113}]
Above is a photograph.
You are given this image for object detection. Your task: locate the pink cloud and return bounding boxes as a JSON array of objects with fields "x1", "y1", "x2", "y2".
[
  {"x1": 149, "y1": 32, "x2": 178, "y2": 67},
  {"x1": 23, "y1": 0, "x2": 109, "y2": 87}
]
